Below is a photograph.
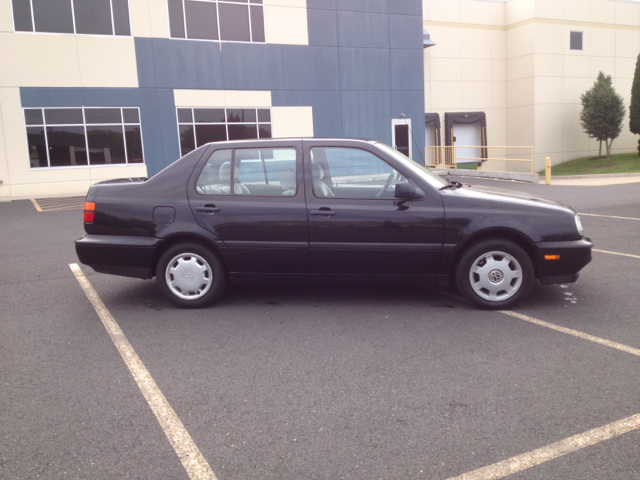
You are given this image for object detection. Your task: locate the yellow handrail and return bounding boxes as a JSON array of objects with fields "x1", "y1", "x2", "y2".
[{"x1": 424, "y1": 146, "x2": 535, "y2": 173}]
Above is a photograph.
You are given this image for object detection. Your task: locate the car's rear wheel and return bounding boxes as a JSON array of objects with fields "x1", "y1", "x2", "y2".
[
  {"x1": 156, "y1": 242, "x2": 227, "y2": 308},
  {"x1": 455, "y1": 239, "x2": 533, "y2": 309}
]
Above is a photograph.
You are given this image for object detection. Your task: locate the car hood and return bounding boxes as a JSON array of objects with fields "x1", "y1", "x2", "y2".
[{"x1": 454, "y1": 184, "x2": 575, "y2": 213}]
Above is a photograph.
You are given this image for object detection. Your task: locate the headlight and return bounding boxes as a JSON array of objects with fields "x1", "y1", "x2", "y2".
[{"x1": 575, "y1": 214, "x2": 583, "y2": 236}]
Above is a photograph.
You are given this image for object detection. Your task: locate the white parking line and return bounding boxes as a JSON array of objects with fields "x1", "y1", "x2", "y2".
[
  {"x1": 69, "y1": 264, "x2": 218, "y2": 480},
  {"x1": 580, "y1": 213, "x2": 640, "y2": 222},
  {"x1": 446, "y1": 413, "x2": 640, "y2": 480},
  {"x1": 499, "y1": 310, "x2": 640, "y2": 357},
  {"x1": 593, "y1": 249, "x2": 640, "y2": 260}
]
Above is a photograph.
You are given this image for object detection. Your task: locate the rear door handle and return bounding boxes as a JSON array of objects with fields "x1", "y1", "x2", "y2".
[
  {"x1": 310, "y1": 209, "x2": 336, "y2": 216},
  {"x1": 196, "y1": 205, "x2": 220, "y2": 214}
]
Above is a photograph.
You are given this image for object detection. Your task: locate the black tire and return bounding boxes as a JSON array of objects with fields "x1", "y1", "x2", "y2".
[
  {"x1": 454, "y1": 239, "x2": 534, "y2": 310},
  {"x1": 156, "y1": 242, "x2": 227, "y2": 308}
]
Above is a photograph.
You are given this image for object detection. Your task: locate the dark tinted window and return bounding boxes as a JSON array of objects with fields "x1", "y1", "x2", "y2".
[
  {"x1": 27, "y1": 107, "x2": 143, "y2": 168},
  {"x1": 258, "y1": 124, "x2": 271, "y2": 139},
  {"x1": 112, "y1": 0, "x2": 131, "y2": 35},
  {"x1": 250, "y1": 5, "x2": 264, "y2": 42},
  {"x1": 179, "y1": 125, "x2": 195, "y2": 156},
  {"x1": 86, "y1": 125, "x2": 126, "y2": 164},
  {"x1": 24, "y1": 109, "x2": 44, "y2": 126},
  {"x1": 74, "y1": 0, "x2": 113, "y2": 35},
  {"x1": 45, "y1": 109, "x2": 84, "y2": 125},
  {"x1": 185, "y1": 0, "x2": 218, "y2": 41},
  {"x1": 257, "y1": 109, "x2": 270, "y2": 122},
  {"x1": 26, "y1": 127, "x2": 48, "y2": 168},
  {"x1": 218, "y1": 3, "x2": 250, "y2": 41},
  {"x1": 570, "y1": 31, "x2": 583, "y2": 50},
  {"x1": 125, "y1": 126, "x2": 144, "y2": 163},
  {"x1": 85, "y1": 108, "x2": 122, "y2": 124},
  {"x1": 177, "y1": 108, "x2": 193, "y2": 123},
  {"x1": 16, "y1": 0, "x2": 131, "y2": 36},
  {"x1": 168, "y1": 0, "x2": 186, "y2": 38},
  {"x1": 47, "y1": 126, "x2": 88, "y2": 166},
  {"x1": 123, "y1": 108, "x2": 140, "y2": 123},
  {"x1": 227, "y1": 109, "x2": 256, "y2": 122},
  {"x1": 32, "y1": 0, "x2": 74, "y2": 34},
  {"x1": 196, "y1": 124, "x2": 227, "y2": 145},
  {"x1": 195, "y1": 109, "x2": 225, "y2": 123},
  {"x1": 12, "y1": 0, "x2": 33, "y2": 31},
  {"x1": 228, "y1": 124, "x2": 257, "y2": 140}
]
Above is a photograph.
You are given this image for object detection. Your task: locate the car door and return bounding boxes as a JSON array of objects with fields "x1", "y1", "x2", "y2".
[
  {"x1": 187, "y1": 141, "x2": 309, "y2": 274},
  {"x1": 304, "y1": 140, "x2": 445, "y2": 277}
]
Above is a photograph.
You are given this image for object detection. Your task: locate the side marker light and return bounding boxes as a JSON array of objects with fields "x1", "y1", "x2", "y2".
[{"x1": 545, "y1": 255, "x2": 561, "y2": 261}]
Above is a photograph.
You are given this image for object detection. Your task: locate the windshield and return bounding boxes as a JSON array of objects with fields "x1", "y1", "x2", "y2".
[{"x1": 375, "y1": 143, "x2": 448, "y2": 188}]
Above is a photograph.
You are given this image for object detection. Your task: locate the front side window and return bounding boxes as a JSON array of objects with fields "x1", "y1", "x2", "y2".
[
  {"x1": 178, "y1": 107, "x2": 272, "y2": 156},
  {"x1": 25, "y1": 107, "x2": 144, "y2": 168},
  {"x1": 310, "y1": 147, "x2": 405, "y2": 199},
  {"x1": 196, "y1": 147, "x2": 297, "y2": 197},
  {"x1": 12, "y1": 0, "x2": 131, "y2": 35},
  {"x1": 167, "y1": 0, "x2": 265, "y2": 42}
]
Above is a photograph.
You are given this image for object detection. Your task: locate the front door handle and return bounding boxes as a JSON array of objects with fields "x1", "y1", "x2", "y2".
[
  {"x1": 310, "y1": 209, "x2": 336, "y2": 216},
  {"x1": 196, "y1": 205, "x2": 220, "y2": 214}
]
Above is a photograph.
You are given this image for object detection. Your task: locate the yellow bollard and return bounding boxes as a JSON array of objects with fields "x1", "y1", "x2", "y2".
[{"x1": 545, "y1": 157, "x2": 551, "y2": 185}]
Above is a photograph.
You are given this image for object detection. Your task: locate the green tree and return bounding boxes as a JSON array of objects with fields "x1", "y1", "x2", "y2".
[
  {"x1": 580, "y1": 71, "x2": 625, "y2": 161},
  {"x1": 629, "y1": 54, "x2": 640, "y2": 155}
]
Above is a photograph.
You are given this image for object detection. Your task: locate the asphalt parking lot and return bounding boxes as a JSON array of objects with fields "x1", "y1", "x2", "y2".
[{"x1": 1, "y1": 178, "x2": 639, "y2": 480}]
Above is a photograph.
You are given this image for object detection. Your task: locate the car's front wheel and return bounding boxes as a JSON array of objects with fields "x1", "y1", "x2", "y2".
[
  {"x1": 455, "y1": 239, "x2": 534, "y2": 309},
  {"x1": 156, "y1": 242, "x2": 227, "y2": 308}
]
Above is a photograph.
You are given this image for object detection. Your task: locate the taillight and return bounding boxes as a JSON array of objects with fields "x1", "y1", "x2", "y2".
[{"x1": 83, "y1": 202, "x2": 96, "y2": 223}]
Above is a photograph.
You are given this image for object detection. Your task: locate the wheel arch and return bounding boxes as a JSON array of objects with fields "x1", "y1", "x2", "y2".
[
  {"x1": 450, "y1": 228, "x2": 539, "y2": 280},
  {"x1": 152, "y1": 233, "x2": 231, "y2": 276}
]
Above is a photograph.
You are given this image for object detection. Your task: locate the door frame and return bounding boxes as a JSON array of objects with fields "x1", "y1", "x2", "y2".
[{"x1": 392, "y1": 118, "x2": 412, "y2": 159}]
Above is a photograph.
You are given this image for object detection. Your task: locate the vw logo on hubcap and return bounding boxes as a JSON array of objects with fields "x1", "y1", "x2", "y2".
[
  {"x1": 488, "y1": 269, "x2": 504, "y2": 284},
  {"x1": 183, "y1": 270, "x2": 195, "y2": 283}
]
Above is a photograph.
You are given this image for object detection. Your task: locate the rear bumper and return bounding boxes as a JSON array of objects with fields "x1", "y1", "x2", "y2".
[
  {"x1": 535, "y1": 238, "x2": 593, "y2": 285},
  {"x1": 75, "y1": 234, "x2": 162, "y2": 279}
]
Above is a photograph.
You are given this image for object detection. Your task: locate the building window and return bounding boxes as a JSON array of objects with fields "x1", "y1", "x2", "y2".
[
  {"x1": 167, "y1": 0, "x2": 265, "y2": 43},
  {"x1": 177, "y1": 107, "x2": 272, "y2": 156},
  {"x1": 12, "y1": 0, "x2": 131, "y2": 36},
  {"x1": 570, "y1": 31, "x2": 583, "y2": 50},
  {"x1": 24, "y1": 107, "x2": 144, "y2": 169}
]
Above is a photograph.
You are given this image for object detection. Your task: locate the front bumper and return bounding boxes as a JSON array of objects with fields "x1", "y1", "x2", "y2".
[
  {"x1": 75, "y1": 234, "x2": 163, "y2": 279},
  {"x1": 535, "y1": 238, "x2": 593, "y2": 285}
]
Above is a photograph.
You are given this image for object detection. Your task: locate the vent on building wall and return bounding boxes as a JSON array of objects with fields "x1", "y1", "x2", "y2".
[{"x1": 423, "y1": 28, "x2": 436, "y2": 48}]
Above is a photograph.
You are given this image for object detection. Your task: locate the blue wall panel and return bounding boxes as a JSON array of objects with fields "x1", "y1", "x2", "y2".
[
  {"x1": 220, "y1": 43, "x2": 285, "y2": 90},
  {"x1": 388, "y1": 0, "x2": 423, "y2": 16},
  {"x1": 307, "y1": 8, "x2": 338, "y2": 46},
  {"x1": 389, "y1": 14, "x2": 424, "y2": 49},
  {"x1": 340, "y1": 91, "x2": 392, "y2": 143},
  {"x1": 339, "y1": 48, "x2": 391, "y2": 91},
  {"x1": 151, "y1": 39, "x2": 225, "y2": 89},
  {"x1": 20, "y1": 88, "x2": 83, "y2": 107},
  {"x1": 390, "y1": 49, "x2": 424, "y2": 91},
  {"x1": 337, "y1": 0, "x2": 388, "y2": 14},
  {"x1": 282, "y1": 46, "x2": 340, "y2": 91},
  {"x1": 337, "y1": 11, "x2": 390, "y2": 48},
  {"x1": 307, "y1": 0, "x2": 336, "y2": 10},
  {"x1": 134, "y1": 38, "x2": 157, "y2": 88}
]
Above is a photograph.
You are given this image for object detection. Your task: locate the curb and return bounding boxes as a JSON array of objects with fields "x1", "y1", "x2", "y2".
[
  {"x1": 431, "y1": 168, "x2": 539, "y2": 184},
  {"x1": 543, "y1": 172, "x2": 640, "y2": 180}
]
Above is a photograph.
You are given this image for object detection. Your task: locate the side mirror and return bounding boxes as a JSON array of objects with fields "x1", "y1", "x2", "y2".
[{"x1": 394, "y1": 181, "x2": 424, "y2": 199}]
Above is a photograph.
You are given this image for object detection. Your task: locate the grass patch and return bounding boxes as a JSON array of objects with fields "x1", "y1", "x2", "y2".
[{"x1": 539, "y1": 152, "x2": 640, "y2": 176}]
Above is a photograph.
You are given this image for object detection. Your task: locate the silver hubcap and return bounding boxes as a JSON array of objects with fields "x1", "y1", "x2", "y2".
[
  {"x1": 165, "y1": 253, "x2": 213, "y2": 300},
  {"x1": 469, "y1": 251, "x2": 523, "y2": 302}
]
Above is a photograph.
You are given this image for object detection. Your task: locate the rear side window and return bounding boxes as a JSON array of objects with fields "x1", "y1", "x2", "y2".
[{"x1": 196, "y1": 147, "x2": 297, "y2": 196}]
